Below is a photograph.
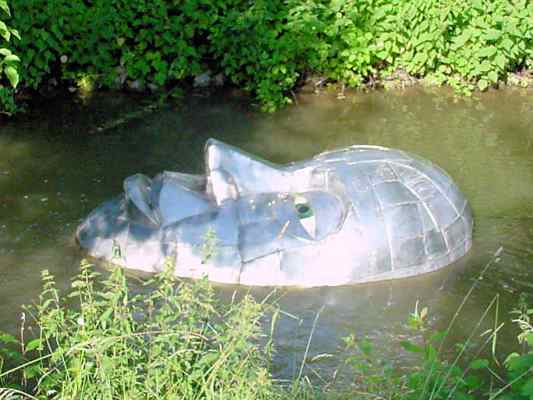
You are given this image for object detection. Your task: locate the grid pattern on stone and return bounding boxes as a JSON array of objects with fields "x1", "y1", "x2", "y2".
[{"x1": 324, "y1": 148, "x2": 471, "y2": 273}]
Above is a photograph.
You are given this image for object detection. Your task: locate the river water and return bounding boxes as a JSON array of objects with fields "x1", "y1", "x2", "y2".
[{"x1": 1, "y1": 87, "x2": 532, "y2": 382}]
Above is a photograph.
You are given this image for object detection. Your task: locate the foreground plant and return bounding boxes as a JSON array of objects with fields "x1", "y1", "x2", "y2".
[
  {"x1": 1, "y1": 254, "x2": 532, "y2": 399},
  {"x1": 0, "y1": 259, "x2": 280, "y2": 399},
  {"x1": 337, "y1": 248, "x2": 532, "y2": 400}
]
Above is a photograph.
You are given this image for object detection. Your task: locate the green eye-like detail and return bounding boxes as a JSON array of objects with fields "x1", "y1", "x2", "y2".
[{"x1": 295, "y1": 203, "x2": 313, "y2": 219}]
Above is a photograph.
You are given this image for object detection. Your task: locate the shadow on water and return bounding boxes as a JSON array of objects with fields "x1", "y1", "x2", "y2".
[{"x1": 1, "y1": 87, "x2": 533, "y2": 380}]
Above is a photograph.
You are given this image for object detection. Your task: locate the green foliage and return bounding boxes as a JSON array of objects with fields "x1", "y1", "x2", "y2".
[
  {"x1": 341, "y1": 298, "x2": 533, "y2": 400},
  {"x1": 11, "y1": 0, "x2": 203, "y2": 91},
  {"x1": 0, "y1": 85, "x2": 16, "y2": 114},
  {"x1": 0, "y1": 0, "x2": 19, "y2": 114},
  {"x1": 201, "y1": 227, "x2": 219, "y2": 264},
  {"x1": 342, "y1": 302, "x2": 482, "y2": 400},
  {"x1": 1, "y1": 261, "x2": 532, "y2": 399},
  {"x1": 5, "y1": 0, "x2": 532, "y2": 113},
  {"x1": 0, "y1": 260, "x2": 281, "y2": 399},
  {"x1": 498, "y1": 296, "x2": 533, "y2": 400},
  {"x1": 389, "y1": 0, "x2": 533, "y2": 93},
  {"x1": 288, "y1": 0, "x2": 380, "y2": 87},
  {"x1": 205, "y1": 0, "x2": 301, "y2": 111}
]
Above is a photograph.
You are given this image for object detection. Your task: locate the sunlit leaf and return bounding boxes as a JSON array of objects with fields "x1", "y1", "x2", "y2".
[
  {"x1": 25, "y1": 338, "x2": 43, "y2": 352},
  {"x1": 10, "y1": 29, "x2": 20, "y2": 41},
  {"x1": 0, "y1": 0, "x2": 10, "y2": 16},
  {"x1": 5, "y1": 65, "x2": 19, "y2": 87},
  {"x1": 0, "y1": 332, "x2": 18, "y2": 344},
  {"x1": 0, "y1": 21, "x2": 10, "y2": 41},
  {"x1": 478, "y1": 46, "x2": 497, "y2": 58},
  {"x1": 478, "y1": 79, "x2": 489, "y2": 91},
  {"x1": 4, "y1": 54, "x2": 20, "y2": 63},
  {"x1": 494, "y1": 54, "x2": 506, "y2": 69},
  {"x1": 526, "y1": 332, "x2": 533, "y2": 347},
  {"x1": 488, "y1": 70, "x2": 498, "y2": 83}
]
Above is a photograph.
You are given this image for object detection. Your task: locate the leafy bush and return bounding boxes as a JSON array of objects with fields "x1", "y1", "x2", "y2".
[
  {"x1": 3, "y1": 0, "x2": 533, "y2": 111},
  {"x1": 0, "y1": 259, "x2": 532, "y2": 399},
  {"x1": 0, "y1": 260, "x2": 281, "y2": 399},
  {"x1": 341, "y1": 304, "x2": 484, "y2": 400},
  {"x1": 11, "y1": 0, "x2": 206, "y2": 91},
  {"x1": 205, "y1": 0, "x2": 302, "y2": 111},
  {"x1": 341, "y1": 298, "x2": 533, "y2": 400},
  {"x1": 379, "y1": 0, "x2": 533, "y2": 93},
  {"x1": 0, "y1": 0, "x2": 19, "y2": 114},
  {"x1": 500, "y1": 297, "x2": 533, "y2": 400}
]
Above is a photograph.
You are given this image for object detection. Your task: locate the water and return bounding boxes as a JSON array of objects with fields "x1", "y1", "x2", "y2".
[{"x1": 1, "y1": 87, "x2": 532, "y2": 382}]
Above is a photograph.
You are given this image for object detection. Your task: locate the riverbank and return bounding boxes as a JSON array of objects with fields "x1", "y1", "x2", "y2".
[{"x1": 1, "y1": 0, "x2": 531, "y2": 114}]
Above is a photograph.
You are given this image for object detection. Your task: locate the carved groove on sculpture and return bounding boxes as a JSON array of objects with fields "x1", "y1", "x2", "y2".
[{"x1": 76, "y1": 139, "x2": 473, "y2": 287}]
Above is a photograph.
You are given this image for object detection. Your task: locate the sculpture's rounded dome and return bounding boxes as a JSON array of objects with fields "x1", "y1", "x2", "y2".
[{"x1": 311, "y1": 146, "x2": 473, "y2": 279}]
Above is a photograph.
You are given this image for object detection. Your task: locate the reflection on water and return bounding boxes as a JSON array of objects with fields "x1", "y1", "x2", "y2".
[{"x1": 1, "y1": 87, "x2": 532, "y2": 380}]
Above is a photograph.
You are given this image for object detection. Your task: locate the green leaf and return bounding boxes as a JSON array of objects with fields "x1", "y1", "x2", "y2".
[
  {"x1": 504, "y1": 352, "x2": 520, "y2": 367},
  {"x1": 487, "y1": 70, "x2": 498, "y2": 83},
  {"x1": 400, "y1": 340, "x2": 423, "y2": 353},
  {"x1": 4, "y1": 54, "x2": 20, "y2": 63},
  {"x1": 520, "y1": 378, "x2": 533, "y2": 397},
  {"x1": 4, "y1": 65, "x2": 19, "y2": 87},
  {"x1": 10, "y1": 29, "x2": 20, "y2": 41},
  {"x1": 0, "y1": 47, "x2": 11, "y2": 56},
  {"x1": 485, "y1": 29, "x2": 502, "y2": 41},
  {"x1": 478, "y1": 46, "x2": 497, "y2": 58},
  {"x1": 494, "y1": 54, "x2": 506, "y2": 69},
  {"x1": 0, "y1": 21, "x2": 10, "y2": 41},
  {"x1": 465, "y1": 374, "x2": 481, "y2": 390},
  {"x1": 526, "y1": 332, "x2": 533, "y2": 347},
  {"x1": 478, "y1": 79, "x2": 489, "y2": 91},
  {"x1": 506, "y1": 353, "x2": 533, "y2": 372},
  {"x1": 452, "y1": 31, "x2": 470, "y2": 49},
  {"x1": 429, "y1": 330, "x2": 448, "y2": 343},
  {"x1": 501, "y1": 38, "x2": 513, "y2": 50},
  {"x1": 23, "y1": 364, "x2": 41, "y2": 379},
  {"x1": 469, "y1": 358, "x2": 489, "y2": 370},
  {"x1": 25, "y1": 338, "x2": 43, "y2": 352},
  {"x1": 479, "y1": 61, "x2": 492, "y2": 72},
  {"x1": 99, "y1": 307, "x2": 114, "y2": 324},
  {"x1": 0, "y1": 0, "x2": 10, "y2": 16},
  {"x1": 0, "y1": 332, "x2": 18, "y2": 344},
  {"x1": 412, "y1": 51, "x2": 428, "y2": 67}
]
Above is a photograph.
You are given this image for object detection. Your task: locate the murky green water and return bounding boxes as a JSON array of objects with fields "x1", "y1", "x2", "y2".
[{"x1": 1, "y1": 87, "x2": 532, "y2": 382}]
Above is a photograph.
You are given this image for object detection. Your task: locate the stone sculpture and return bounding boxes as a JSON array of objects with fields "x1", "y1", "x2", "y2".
[{"x1": 76, "y1": 139, "x2": 473, "y2": 286}]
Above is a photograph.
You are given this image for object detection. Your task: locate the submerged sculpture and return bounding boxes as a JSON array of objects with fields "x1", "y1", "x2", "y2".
[{"x1": 76, "y1": 139, "x2": 473, "y2": 287}]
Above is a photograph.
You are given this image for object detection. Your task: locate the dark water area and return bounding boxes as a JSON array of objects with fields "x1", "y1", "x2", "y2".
[{"x1": 1, "y1": 87, "x2": 532, "y2": 382}]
